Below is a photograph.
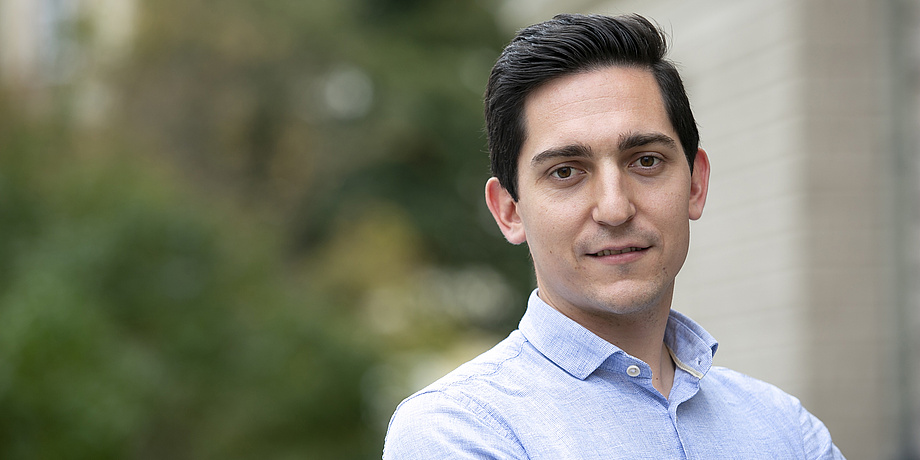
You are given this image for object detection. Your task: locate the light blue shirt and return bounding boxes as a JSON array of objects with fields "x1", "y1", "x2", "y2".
[{"x1": 383, "y1": 290, "x2": 844, "y2": 459}]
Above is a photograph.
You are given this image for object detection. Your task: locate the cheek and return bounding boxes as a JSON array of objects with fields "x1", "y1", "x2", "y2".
[
  {"x1": 652, "y1": 181, "x2": 692, "y2": 217},
  {"x1": 646, "y1": 192, "x2": 687, "y2": 225},
  {"x1": 520, "y1": 205, "x2": 576, "y2": 257},
  {"x1": 664, "y1": 215, "x2": 692, "y2": 268},
  {"x1": 645, "y1": 191, "x2": 692, "y2": 251}
]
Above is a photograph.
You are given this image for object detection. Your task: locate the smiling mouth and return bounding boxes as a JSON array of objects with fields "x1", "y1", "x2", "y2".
[{"x1": 592, "y1": 247, "x2": 647, "y2": 257}]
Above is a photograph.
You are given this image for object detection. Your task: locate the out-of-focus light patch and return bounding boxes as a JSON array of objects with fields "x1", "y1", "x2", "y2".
[
  {"x1": 363, "y1": 265, "x2": 515, "y2": 338},
  {"x1": 0, "y1": 0, "x2": 40, "y2": 84},
  {"x1": 361, "y1": 351, "x2": 457, "y2": 429},
  {"x1": 322, "y1": 65, "x2": 373, "y2": 120},
  {"x1": 0, "y1": 0, "x2": 136, "y2": 88},
  {"x1": 363, "y1": 286, "x2": 413, "y2": 338},
  {"x1": 87, "y1": 0, "x2": 136, "y2": 66},
  {"x1": 359, "y1": 265, "x2": 525, "y2": 426},
  {"x1": 74, "y1": 79, "x2": 113, "y2": 126},
  {"x1": 414, "y1": 266, "x2": 513, "y2": 325},
  {"x1": 362, "y1": 335, "x2": 502, "y2": 429},
  {"x1": 35, "y1": 0, "x2": 80, "y2": 85}
]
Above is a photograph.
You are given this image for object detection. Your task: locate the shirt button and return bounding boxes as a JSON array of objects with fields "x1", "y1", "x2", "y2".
[{"x1": 626, "y1": 365, "x2": 641, "y2": 377}]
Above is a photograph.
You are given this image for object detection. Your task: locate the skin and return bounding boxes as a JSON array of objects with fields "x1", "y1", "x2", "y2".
[{"x1": 485, "y1": 66, "x2": 710, "y2": 398}]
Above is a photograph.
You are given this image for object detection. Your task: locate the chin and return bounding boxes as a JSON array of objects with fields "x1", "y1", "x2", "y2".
[{"x1": 587, "y1": 281, "x2": 672, "y2": 315}]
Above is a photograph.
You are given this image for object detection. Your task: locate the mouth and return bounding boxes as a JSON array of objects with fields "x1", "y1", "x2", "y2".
[{"x1": 591, "y1": 247, "x2": 648, "y2": 257}]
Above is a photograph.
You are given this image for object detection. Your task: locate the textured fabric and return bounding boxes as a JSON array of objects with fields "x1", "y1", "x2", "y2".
[{"x1": 383, "y1": 290, "x2": 845, "y2": 459}]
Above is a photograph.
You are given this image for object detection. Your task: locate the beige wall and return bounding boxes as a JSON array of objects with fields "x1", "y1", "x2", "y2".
[{"x1": 499, "y1": 0, "x2": 918, "y2": 458}]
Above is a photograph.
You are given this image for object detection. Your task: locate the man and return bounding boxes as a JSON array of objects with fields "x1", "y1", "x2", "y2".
[{"x1": 383, "y1": 14, "x2": 844, "y2": 459}]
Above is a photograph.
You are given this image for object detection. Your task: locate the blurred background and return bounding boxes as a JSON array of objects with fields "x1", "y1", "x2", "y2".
[{"x1": 0, "y1": 0, "x2": 917, "y2": 458}]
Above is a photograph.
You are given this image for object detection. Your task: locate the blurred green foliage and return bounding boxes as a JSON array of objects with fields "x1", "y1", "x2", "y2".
[
  {"x1": 0, "y1": 99, "x2": 374, "y2": 458},
  {"x1": 117, "y1": 0, "x2": 530, "y2": 284},
  {"x1": 0, "y1": 0, "x2": 532, "y2": 458}
]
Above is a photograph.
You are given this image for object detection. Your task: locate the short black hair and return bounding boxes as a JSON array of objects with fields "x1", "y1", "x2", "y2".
[{"x1": 485, "y1": 14, "x2": 699, "y2": 201}]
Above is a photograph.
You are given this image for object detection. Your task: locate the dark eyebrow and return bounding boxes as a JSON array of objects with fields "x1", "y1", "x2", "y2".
[
  {"x1": 529, "y1": 132, "x2": 678, "y2": 168},
  {"x1": 618, "y1": 131, "x2": 678, "y2": 151},
  {"x1": 530, "y1": 143, "x2": 593, "y2": 167}
]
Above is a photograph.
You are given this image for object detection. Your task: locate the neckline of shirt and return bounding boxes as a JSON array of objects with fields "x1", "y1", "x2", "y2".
[{"x1": 518, "y1": 290, "x2": 718, "y2": 381}]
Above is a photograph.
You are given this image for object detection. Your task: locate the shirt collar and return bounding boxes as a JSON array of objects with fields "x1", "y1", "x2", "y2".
[
  {"x1": 518, "y1": 290, "x2": 719, "y2": 380},
  {"x1": 664, "y1": 309, "x2": 719, "y2": 379}
]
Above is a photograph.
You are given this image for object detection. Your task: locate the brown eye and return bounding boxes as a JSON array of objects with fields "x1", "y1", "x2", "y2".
[
  {"x1": 637, "y1": 156, "x2": 659, "y2": 168},
  {"x1": 553, "y1": 167, "x2": 573, "y2": 179}
]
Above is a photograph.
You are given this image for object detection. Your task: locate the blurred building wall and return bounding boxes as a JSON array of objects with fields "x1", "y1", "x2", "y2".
[{"x1": 500, "y1": 0, "x2": 920, "y2": 458}]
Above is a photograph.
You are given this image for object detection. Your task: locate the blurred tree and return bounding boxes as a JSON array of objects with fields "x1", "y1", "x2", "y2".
[
  {"x1": 0, "y1": 0, "x2": 536, "y2": 457},
  {"x1": 0, "y1": 98, "x2": 376, "y2": 458},
  {"x1": 111, "y1": 0, "x2": 535, "y2": 421},
  {"x1": 114, "y1": 0, "x2": 532, "y2": 310}
]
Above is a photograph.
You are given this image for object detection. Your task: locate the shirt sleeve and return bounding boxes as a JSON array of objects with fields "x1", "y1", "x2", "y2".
[
  {"x1": 797, "y1": 402, "x2": 846, "y2": 459},
  {"x1": 382, "y1": 390, "x2": 527, "y2": 459}
]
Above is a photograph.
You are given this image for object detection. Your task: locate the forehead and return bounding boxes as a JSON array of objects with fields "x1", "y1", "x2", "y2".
[{"x1": 519, "y1": 66, "x2": 674, "y2": 163}]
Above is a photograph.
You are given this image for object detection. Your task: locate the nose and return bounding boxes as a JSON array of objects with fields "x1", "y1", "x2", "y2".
[{"x1": 591, "y1": 168, "x2": 636, "y2": 227}]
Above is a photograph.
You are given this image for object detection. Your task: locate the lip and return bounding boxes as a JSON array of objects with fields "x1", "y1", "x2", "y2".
[{"x1": 587, "y1": 245, "x2": 650, "y2": 264}]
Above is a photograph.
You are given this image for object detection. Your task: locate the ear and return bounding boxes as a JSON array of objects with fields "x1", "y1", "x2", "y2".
[
  {"x1": 688, "y1": 148, "x2": 710, "y2": 221},
  {"x1": 485, "y1": 177, "x2": 526, "y2": 245}
]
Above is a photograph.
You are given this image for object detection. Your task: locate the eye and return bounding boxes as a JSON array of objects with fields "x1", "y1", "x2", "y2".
[
  {"x1": 551, "y1": 166, "x2": 574, "y2": 179},
  {"x1": 634, "y1": 156, "x2": 661, "y2": 168}
]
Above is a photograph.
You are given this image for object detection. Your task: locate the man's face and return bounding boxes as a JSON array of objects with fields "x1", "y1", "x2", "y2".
[{"x1": 486, "y1": 65, "x2": 709, "y2": 330}]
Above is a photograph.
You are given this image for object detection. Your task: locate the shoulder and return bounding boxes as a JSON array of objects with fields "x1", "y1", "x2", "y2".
[
  {"x1": 702, "y1": 367, "x2": 845, "y2": 459},
  {"x1": 702, "y1": 366, "x2": 810, "y2": 422},
  {"x1": 705, "y1": 366, "x2": 799, "y2": 401},
  {"x1": 383, "y1": 388, "x2": 525, "y2": 459},
  {"x1": 412, "y1": 330, "x2": 535, "y2": 399},
  {"x1": 383, "y1": 332, "x2": 533, "y2": 459}
]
